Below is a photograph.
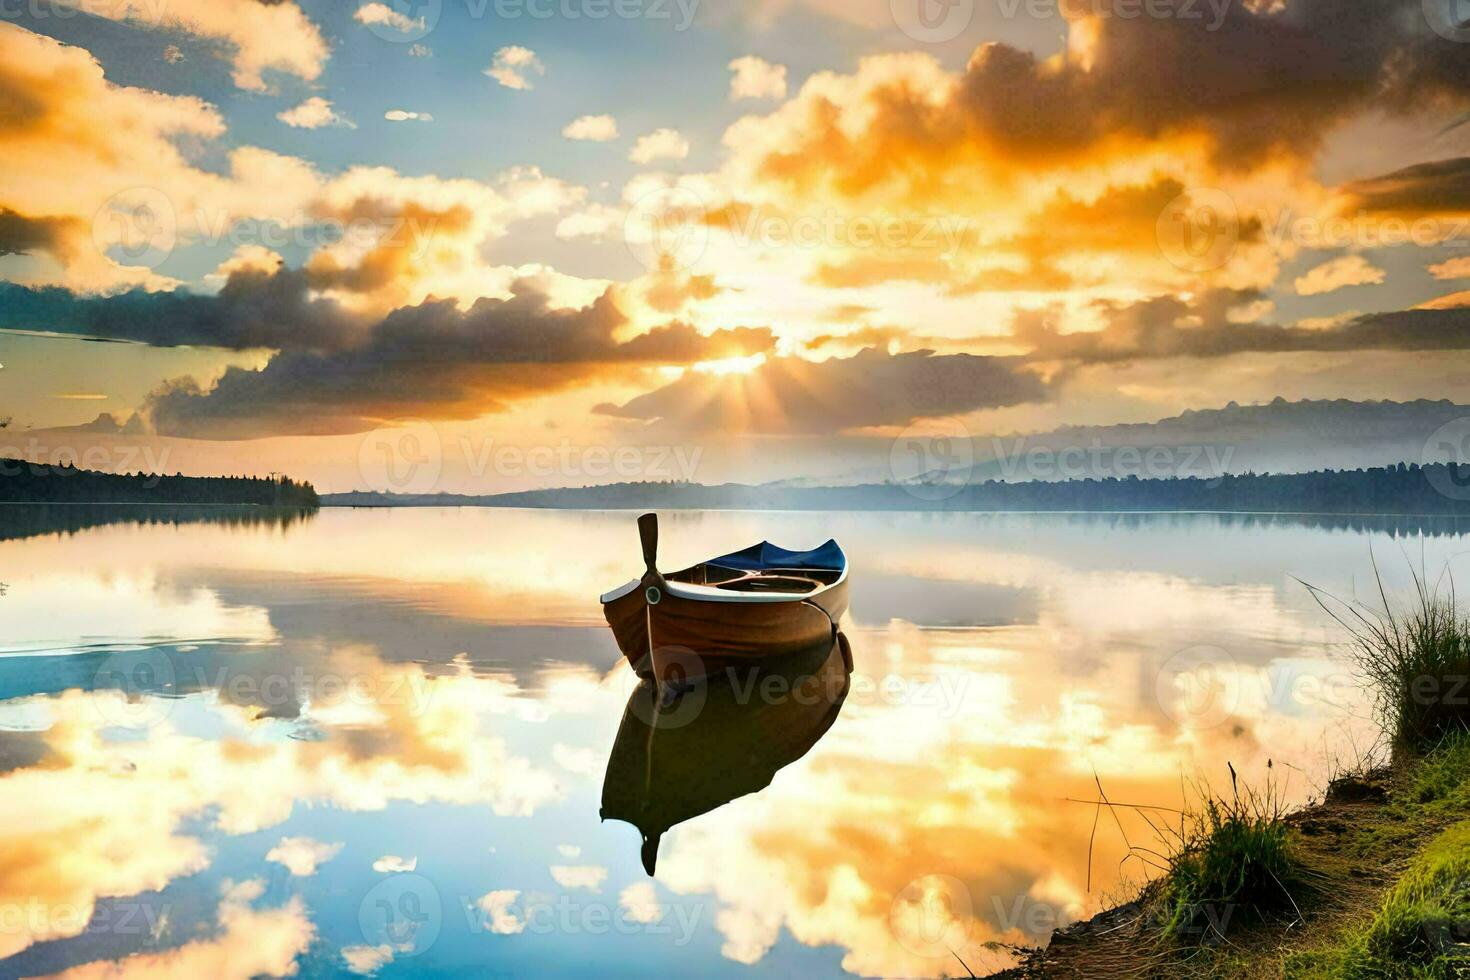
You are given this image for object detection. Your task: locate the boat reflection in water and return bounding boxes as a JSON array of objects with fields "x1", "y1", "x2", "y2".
[{"x1": 601, "y1": 630, "x2": 854, "y2": 875}]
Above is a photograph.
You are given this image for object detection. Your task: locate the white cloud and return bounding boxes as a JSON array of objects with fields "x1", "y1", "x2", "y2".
[
  {"x1": 476, "y1": 890, "x2": 526, "y2": 935},
  {"x1": 563, "y1": 115, "x2": 619, "y2": 142},
  {"x1": 619, "y1": 882, "x2": 664, "y2": 924},
  {"x1": 408, "y1": 43, "x2": 433, "y2": 58},
  {"x1": 83, "y1": 0, "x2": 329, "y2": 91},
  {"x1": 556, "y1": 844, "x2": 581, "y2": 858},
  {"x1": 629, "y1": 129, "x2": 690, "y2": 164},
  {"x1": 729, "y1": 56, "x2": 788, "y2": 100},
  {"x1": 550, "y1": 865, "x2": 608, "y2": 892},
  {"x1": 384, "y1": 109, "x2": 434, "y2": 122},
  {"x1": 1294, "y1": 255, "x2": 1386, "y2": 296},
  {"x1": 353, "y1": 2, "x2": 424, "y2": 35},
  {"x1": 341, "y1": 944, "x2": 395, "y2": 975},
  {"x1": 371, "y1": 855, "x2": 417, "y2": 873},
  {"x1": 554, "y1": 205, "x2": 622, "y2": 241},
  {"x1": 486, "y1": 46, "x2": 544, "y2": 91},
  {"x1": 265, "y1": 836, "x2": 343, "y2": 877},
  {"x1": 550, "y1": 742, "x2": 605, "y2": 773},
  {"x1": 277, "y1": 97, "x2": 353, "y2": 130}
]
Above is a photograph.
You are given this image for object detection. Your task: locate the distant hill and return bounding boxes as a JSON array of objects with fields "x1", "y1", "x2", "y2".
[
  {"x1": 781, "y1": 398, "x2": 1470, "y2": 487},
  {"x1": 0, "y1": 459, "x2": 319, "y2": 507},
  {"x1": 325, "y1": 463, "x2": 1470, "y2": 516},
  {"x1": 1009, "y1": 397, "x2": 1470, "y2": 477}
]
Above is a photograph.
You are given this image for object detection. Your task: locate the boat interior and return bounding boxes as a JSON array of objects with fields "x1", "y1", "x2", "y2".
[{"x1": 666, "y1": 563, "x2": 841, "y2": 595}]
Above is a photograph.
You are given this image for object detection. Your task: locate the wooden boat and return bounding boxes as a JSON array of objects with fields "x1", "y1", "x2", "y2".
[
  {"x1": 600, "y1": 514, "x2": 849, "y2": 686},
  {"x1": 600, "y1": 631, "x2": 853, "y2": 874}
]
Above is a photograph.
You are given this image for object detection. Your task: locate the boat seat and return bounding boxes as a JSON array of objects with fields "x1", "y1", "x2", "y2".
[{"x1": 714, "y1": 574, "x2": 823, "y2": 594}]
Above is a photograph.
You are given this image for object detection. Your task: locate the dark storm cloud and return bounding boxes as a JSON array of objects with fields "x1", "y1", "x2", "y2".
[
  {"x1": 0, "y1": 208, "x2": 82, "y2": 261},
  {"x1": 0, "y1": 267, "x2": 359, "y2": 352},
  {"x1": 1018, "y1": 290, "x2": 1470, "y2": 364},
  {"x1": 972, "y1": 0, "x2": 1470, "y2": 162},
  {"x1": 1337, "y1": 157, "x2": 1470, "y2": 216},
  {"x1": 595, "y1": 348, "x2": 1049, "y2": 433},
  {"x1": 145, "y1": 283, "x2": 776, "y2": 438}
]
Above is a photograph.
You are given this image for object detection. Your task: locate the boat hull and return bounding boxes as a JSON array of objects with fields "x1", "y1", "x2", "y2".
[{"x1": 603, "y1": 577, "x2": 848, "y2": 685}]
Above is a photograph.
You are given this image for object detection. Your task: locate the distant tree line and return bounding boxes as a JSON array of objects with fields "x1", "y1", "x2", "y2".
[
  {"x1": 0, "y1": 503, "x2": 318, "y2": 543},
  {"x1": 0, "y1": 459, "x2": 320, "y2": 507},
  {"x1": 329, "y1": 462, "x2": 1470, "y2": 517}
]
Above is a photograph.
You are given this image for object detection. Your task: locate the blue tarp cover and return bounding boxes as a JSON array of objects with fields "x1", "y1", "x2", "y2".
[{"x1": 708, "y1": 539, "x2": 845, "y2": 573}]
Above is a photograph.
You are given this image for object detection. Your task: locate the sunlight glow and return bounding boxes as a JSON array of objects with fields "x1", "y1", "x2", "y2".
[{"x1": 692, "y1": 353, "x2": 767, "y2": 376}]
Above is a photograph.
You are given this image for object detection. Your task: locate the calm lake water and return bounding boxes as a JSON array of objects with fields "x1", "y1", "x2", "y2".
[{"x1": 1, "y1": 506, "x2": 1465, "y2": 978}]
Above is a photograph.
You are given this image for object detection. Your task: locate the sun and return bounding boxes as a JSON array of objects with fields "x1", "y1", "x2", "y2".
[{"x1": 691, "y1": 353, "x2": 768, "y2": 376}]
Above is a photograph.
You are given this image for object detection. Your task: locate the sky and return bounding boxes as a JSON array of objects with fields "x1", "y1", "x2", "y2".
[{"x1": 3, "y1": 0, "x2": 1470, "y2": 492}]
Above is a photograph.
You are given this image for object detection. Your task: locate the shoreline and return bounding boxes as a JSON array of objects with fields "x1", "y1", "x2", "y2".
[{"x1": 999, "y1": 740, "x2": 1470, "y2": 978}]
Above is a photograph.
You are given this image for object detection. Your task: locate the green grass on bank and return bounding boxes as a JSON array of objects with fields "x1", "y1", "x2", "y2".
[
  {"x1": 1154, "y1": 775, "x2": 1300, "y2": 945},
  {"x1": 1019, "y1": 570, "x2": 1470, "y2": 977},
  {"x1": 1409, "y1": 732, "x2": 1470, "y2": 815},
  {"x1": 1284, "y1": 732, "x2": 1470, "y2": 978},
  {"x1": 1149, "y1": 564, "x2": 1470, "y2": 969},
  {"x1": 1285, "y1": 818, "x2": 1470, "y2": 979}
]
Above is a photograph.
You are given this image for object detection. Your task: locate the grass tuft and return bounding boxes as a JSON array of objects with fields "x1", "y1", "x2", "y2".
[
  {"x1": 1303, "y1": 560, "x2": 1470, "y2": 752},
  {"x1": 1153, "y1": 766, "x2": 1301, "y2": 945}
]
